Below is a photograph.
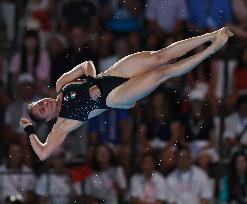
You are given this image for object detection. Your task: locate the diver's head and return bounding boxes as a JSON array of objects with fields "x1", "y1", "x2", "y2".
[{"x1": 27, "y1": 98, "x2": 58, "y2": 122}]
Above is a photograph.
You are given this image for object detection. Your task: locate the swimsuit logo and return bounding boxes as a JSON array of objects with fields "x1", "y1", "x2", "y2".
[
  {"x1": 64, "y1": 91, "x2": 77, "y2": 101},
  {"x1": 64, "y1": 95, "x2": 69, "y2": 101},
  {"x1": 70, "y1": 91, "x2": 76, "y2": 99}
]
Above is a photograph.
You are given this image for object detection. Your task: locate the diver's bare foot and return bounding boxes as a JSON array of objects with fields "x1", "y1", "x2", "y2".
[
  {"x1": 209, "y1": 27, "x2": 225, "y2": 42},
  {"x1": 218, "y1": 27, "x2": 234, "y2": 38},
  {"x1": 208, "y1": 30, "x2": 229, "y2": 54},
  {"x1": 225, "y1": 27, "x2": 234, "y2": 37},
  {"x1": 209, "y1": 27, "x2": 233, "y2": 42}
]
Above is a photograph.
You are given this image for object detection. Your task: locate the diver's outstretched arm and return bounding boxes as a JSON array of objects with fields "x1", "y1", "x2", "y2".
[{"x1": 20, "y1": 117, "x2": 82, "y2": 161}]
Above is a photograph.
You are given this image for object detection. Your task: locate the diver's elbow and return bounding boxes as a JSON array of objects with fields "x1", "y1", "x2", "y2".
[
  {"x1": 39, "y1": 152, "x2": 47, "y2": 161},
  {"x1": 39, "y1": 148, "x2": 49, "y2": 161}
]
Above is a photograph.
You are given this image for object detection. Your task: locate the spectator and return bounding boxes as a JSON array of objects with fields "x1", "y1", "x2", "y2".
[
  {"x1": 209, "y1": 46, "x2": 238, "y2": 112},
  {"x1": 230, "y1": 0, "x2": 247, "y2": 39},
  {"x1": 0, "y1": 53, "x2": 10, "y2": 160},
  {"x1": 4, "y1": 73, "x2": 45, "y2": 167},
  {"x1": 232, "y1": 0, "x2": 247, "y2": 30},
  {"x1": 85, "y1": 144, "x2": 127, "y2": 204},
  {"x1": 129, "y1": 151, "x2": 169, "y2": 204},
  {"x1": 145, "y1": 32, "x2": 161, "y2": 51},
  {"x1": 4, "y1": 195, "x2": 23, "y2": 204},
  {"x1": 0, "y1": 52, "x2": 8, "y2": 86},
  {"x1": 59, "y1": 0, "x2": 98, "y2": 36},
  {"x1": 229, "y1": 152, "x2": 247, "y2": 204},
  {"x1": 138, "y1": 90, "x2": 181, "y2": 151},
  {"x1": 4, "y1": 73, "x2": 38, "y2": 137},
  {"x1": 223, "y1": 94, "x2": 247, "y2": 156},
  {"x1": 98, "y1": 31, "x2": 115, "y2": 61},
  {"x1": 25, "y1": 0, "x2": 60, "y2": 43},
  {"x1": 167, "y1": 147, "x2": 213, "y2": 204},
  {"x1": 187, "y1": 0, "x2": 247, "y2": 39},
  {"x1": 55, "y1": 24, "x2": 98, "y2": 77},
  {"x1": 99, "y1": 37, "x2": 130, "y2": 73},
  {"x1": 187, "y1": 0, "x2": 232, "y2": 32},
  {"x1": 128, "y1": 32, "x2": 142, "y2": 53},
  {"x1": 184, "y1": 49, "x2": 231, "y2": 116},
  {"x1": 62, "y1": 124, "x2": 89, "y2": 160},
  {"x1": 232, "y1": 45, "x2": 247, "y2": 97},
  {"x1": 0, "y1": 24, "x2": 8, "y2": 54},
  {"x1": 0, "y1": 89, "x2": 8, "y2": 163},
  {"x1": 0, "y1": 141, "x2": 36, "y2": 203},
  {"x1": 26, "y1": 0, "x2": 50, "y2": 32},
  {"x1": 0, "y1": 5, "x2": 4, "y2": 27},
  {"x1": 158, "y1": 147, "x2": 177, "y2": 176},
  {"x1": 103, "y1": 0, "x2": 142, "y2": 33},
  {"x1": 145, "y1": 0, "x2": 188, "y2": 36},
  {"x1": 0, "y1": 0, "x2": 16, "y2": 42},
  {"x1": 35, "y1": 148, "x2": 76, "y2": 204},
  {"x1": 181, "y1": 86, "x2": 219, "y2": 170},
  {"x1": 88, "y1": 108, "x2": 131, "y2": 149},
  {"x1": 9, "y1": 29, "x2": 51, "y2": 96},
  {"x1": 46, "y1": 33, "x2": 67, "y2": 90},
  {"x1": 185, "y1": 57, "x2": 212, "y2": 94},
  {"x1": 17, "y1": 18, "x2": 42, "y2": 45}
]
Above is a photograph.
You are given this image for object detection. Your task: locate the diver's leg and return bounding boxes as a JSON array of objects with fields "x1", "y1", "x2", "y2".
[
  {"x1": 105, "y1": 28, "x2": 225, "y2": 78},
  {"x1": 106, "y1": 30, "x2": 231, "y2": 108}
]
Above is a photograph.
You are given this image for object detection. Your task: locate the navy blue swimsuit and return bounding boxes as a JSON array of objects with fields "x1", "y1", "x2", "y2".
[{"x1": 58, "y1": 74, "x2": 129, "y2": 122}]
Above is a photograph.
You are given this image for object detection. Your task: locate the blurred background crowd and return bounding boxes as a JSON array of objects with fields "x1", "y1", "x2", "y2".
[{"x1": 0, "y1": 0, "x2": 247, "y2": 204}]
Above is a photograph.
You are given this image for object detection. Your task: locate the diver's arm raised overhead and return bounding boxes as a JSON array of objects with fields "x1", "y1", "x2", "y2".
[{"x1": 56, "y1": 61, "x2": 96, "y2": 93}]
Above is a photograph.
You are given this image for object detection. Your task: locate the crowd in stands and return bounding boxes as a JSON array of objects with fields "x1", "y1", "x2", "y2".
[{"x1": 0, "y1": 0, "x2": 247, "y2": 203}]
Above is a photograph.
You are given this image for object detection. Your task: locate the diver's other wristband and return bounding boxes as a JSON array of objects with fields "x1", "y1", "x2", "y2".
[
  {"x1": 24, "y1": 125, "x2": 36, "y2": 136},
  {"x1": 86, "y1": 75, "x2": 97, "y2": 89}
]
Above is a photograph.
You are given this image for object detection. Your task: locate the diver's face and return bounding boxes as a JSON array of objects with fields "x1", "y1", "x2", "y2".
[{"x1": 31, "y1": 98, "x2": 57, "y2": 121}]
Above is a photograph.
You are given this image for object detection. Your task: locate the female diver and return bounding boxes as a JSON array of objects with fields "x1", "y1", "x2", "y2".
[{"x1": 20, "y1": 27, "x2": 233, "y2": 161}]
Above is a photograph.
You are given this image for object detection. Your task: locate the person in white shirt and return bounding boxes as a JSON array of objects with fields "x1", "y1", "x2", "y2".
[
  {"x1": 224, "y1": 95, "x2": 247, "y2": 152},
  {"x1": 167, "y1": 147, "x2": 213, "y2": 204},
  {"x1": 4, "y1": 73, "x2": 47, "y2": 167},
  {"x1": 129, "y1": 152, "x2": 170, "y2": 204},
  {"x1": 145, "y1": 0, "x2": 188, "y2": 34},
  {"x1": 99, "y1": 38, "x2": 130, "y2": 73},
  {"x1": 181, "y1": 85, "x2": 219, "y2": 170},
  {"x1": 84, "y1": 144, "x2": 127, "y2": 204},
  {"x1": 4, "y1": 73, "x2": 41, "y2": 135},
  {"x1": 35, "y1": 148, "x2": 75, "y2": 204},
  {"x1": 0, "y1": 141, "x2": 36, "y2": 203}
]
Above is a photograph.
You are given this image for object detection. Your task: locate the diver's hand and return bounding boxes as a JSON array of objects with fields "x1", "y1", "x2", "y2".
[
  {"x1": 89, "y1": 85, "x2": 101, "y2": 101},
  {"x1": 20, "y1": 118, "x2": 32, "y2": 128}
]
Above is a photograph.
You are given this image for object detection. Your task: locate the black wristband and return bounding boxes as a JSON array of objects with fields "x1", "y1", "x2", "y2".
[
  {"x1": 86, "y1": 75, "x2": 97, "y2": 89},
  {"x1": 24, "y1": 125, "x2": 36, "y2": 136}
]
